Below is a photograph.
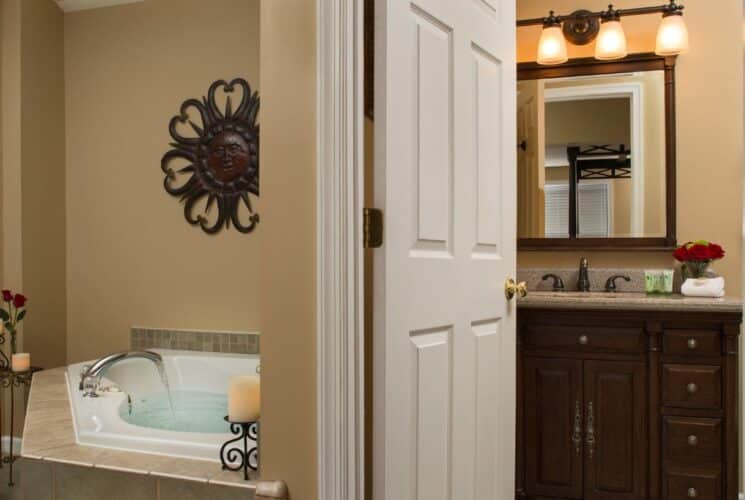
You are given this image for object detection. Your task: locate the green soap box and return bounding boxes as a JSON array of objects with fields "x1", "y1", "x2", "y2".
[{"x1": 645, "y1": 269, "x2": 674, "y2": 294}]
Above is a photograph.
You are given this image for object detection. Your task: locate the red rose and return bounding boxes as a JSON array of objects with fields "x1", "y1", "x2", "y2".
[
  {"x1": 13, "y1": 294, "x2": 27, "y2": 308},
  {"x1": 687, "y1": 244, "x2": 713, "y2": 261},
  {"x1": 672, "y1": 245, "x2": 690, "y2": 262},
  {"x1": 2, "y1": 290, "x2": 13, "y2": 302},
  {"x1": 709, "y1": 243, "x2": 725, "y2": 260}
]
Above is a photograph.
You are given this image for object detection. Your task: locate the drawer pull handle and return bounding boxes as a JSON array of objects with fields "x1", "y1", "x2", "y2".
[
  {"x1": 687, "y1": 435, "x2": 698, "y2": 446},
  {"x1": 585, "y1": 402, "x2": 595, "y2": 459},
  {"x1": 686, "y1": 383, "x2": 698, "y2": 394},
  {"x1": 578, "y1": 334, "x2": 589, "y2": 345},
  {"x1": 571, "y1": 401, "x2": 582, "y2": 456},
  {"x1": 687, "y1": 338, "x2": 699, "y2": 350},
  {"x1": 688, "y1": 487, "x2": 698, "y2": 498}
]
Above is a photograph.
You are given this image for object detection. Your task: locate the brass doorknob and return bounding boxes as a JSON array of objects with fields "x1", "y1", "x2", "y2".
[{"x1": 505, "y1": 278, "x2": 528, "y2": 300}]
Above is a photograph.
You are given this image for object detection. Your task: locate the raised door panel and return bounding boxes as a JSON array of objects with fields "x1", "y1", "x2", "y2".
[
  {"x1": 584, "y1": 360, "x2": 647, "y2": 500},
  {"x1": 524, "y1": 357, "x2": 583, "y2": 499}
]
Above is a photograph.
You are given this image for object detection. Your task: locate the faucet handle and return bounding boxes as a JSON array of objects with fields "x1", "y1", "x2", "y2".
[
  {"x1": 605, "y1": 275, "x2": 631, "y2": 293},
  {"x1": 542, "y1": 274, "x2": 565, "y2": 292},
  {"x1": 81, "y1": 375, "x2": 100, "y2": 398}
]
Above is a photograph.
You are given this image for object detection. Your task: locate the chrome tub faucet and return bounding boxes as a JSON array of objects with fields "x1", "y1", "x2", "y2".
[{"x1": 79, "y1": 350, "x2": 163, "y2": 397}]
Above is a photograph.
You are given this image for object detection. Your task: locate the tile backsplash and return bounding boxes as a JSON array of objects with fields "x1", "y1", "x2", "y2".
[{"x1": 131, "y1": 327, "x2": 259, "y2": 355}]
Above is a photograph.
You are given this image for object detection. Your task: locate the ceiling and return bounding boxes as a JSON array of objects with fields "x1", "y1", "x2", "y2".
[{"x1": 55, "y1": 0, "x2": 144, "y2": 13}]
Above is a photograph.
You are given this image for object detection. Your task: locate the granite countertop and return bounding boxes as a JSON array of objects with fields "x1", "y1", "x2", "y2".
[
  {"x1": 518, "y1": 291, "x2": 743, "y2": 313},
  {"x1": 21, "y1": 368, "x2": 287, "y2": 499}
]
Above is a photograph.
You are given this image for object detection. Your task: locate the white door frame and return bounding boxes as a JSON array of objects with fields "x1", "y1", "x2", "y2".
[
  {"x1": 316, "y1": 0, "x2": 365, "y2": 499},
  {"x1": 544, "y1": 82, "x2": 645, "y2": 236}
]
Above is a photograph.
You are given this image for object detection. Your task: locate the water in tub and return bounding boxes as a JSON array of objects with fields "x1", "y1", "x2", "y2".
[
  {"x1": 107, "y1": 353, "x2": 236, "y2": 433},
  {"x1": 67, "y1": 350, "x2": 260, "y2": 462}
]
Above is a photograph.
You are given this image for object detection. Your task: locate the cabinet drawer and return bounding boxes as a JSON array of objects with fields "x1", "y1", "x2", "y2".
[
  {"x1": 663, "y1": 417, "x2": 722, "y2": 465},
  {"x1": 524, "y1": 324, "x2": 644, "y2": 354},
  {"x1": 662, "y1": 365, "x2": 722, "y2": 409},
  {"x1": 664, "y1": 467, "x2": 721, "y2": 500},
  {"x1": 664, "y1": 330, "x2": 721, "y2": 357}
]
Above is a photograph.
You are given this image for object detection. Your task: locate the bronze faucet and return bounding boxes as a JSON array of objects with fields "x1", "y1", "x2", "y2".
[{"x1": 577, "y1": 257, "x2": 590, "y2": 292}]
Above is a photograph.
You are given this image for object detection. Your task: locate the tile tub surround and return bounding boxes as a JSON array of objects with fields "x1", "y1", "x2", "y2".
[
  {"x1": 517, "y1": 267, "x2": 684, "y2": 293},
  {"x1": 518, "y1": 291, "x2": 742, "y2": 313},
  {"x1": 131, "y1": 328, "x2": 259, "y2": 355},
  {"x1": 21, "y1": 369, "x2": 287, "y2": 500}
]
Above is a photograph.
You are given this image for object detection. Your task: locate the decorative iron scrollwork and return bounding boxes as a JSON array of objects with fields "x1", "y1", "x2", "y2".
[
  {"x1": 161, "y1": 79, "x2": 259, "y2": 235},
  {"x1": 219, "y1": 418, "x2": 259, "y2": 480}
]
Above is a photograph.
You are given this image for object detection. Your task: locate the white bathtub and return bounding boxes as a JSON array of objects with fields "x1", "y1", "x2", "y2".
[{"x1": 66, "y1": 349, "x2": 260, "y2": 462}]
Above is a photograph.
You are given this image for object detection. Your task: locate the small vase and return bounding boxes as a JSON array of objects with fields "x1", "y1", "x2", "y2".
[{"x1": 682, "y1": 261, "x2": 712, "y2": 280}]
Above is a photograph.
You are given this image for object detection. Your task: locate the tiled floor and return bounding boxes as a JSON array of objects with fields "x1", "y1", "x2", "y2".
[{"x1": 0, "y1": 459, "x2": 23, "y2": 500}]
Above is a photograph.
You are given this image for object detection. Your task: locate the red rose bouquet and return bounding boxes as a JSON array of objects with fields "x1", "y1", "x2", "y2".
[
  {"x1": 0, "y1": 290, "x2": 28, "y2": 355},
  {"x1": 673, "y1": 240, "x2": 725, "y2": 279}
]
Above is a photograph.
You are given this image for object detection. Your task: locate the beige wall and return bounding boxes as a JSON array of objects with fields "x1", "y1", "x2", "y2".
[
  {"x1": 1, "y1": 0, "x2": 66, "y2": 432},
  {"x1": 21, "y1": 0, "x2": 66, "y2": 370},
  {"x1": 517, "y1": 0, "x2": 744, "y2": 296},
  {"x1": 546, "y1": 98, "x2": 630, "y2": 146},
  {"x1": 258, "y1": 0, "x2": 317, "y2": 498},
  {"x1": 64, "y1": 0, "x2": 261, "y2": 363}
]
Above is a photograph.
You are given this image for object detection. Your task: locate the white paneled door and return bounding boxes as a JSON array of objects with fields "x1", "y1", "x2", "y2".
[{"x1": 373, "y1": 0, "x2": 517, "y2": 499}]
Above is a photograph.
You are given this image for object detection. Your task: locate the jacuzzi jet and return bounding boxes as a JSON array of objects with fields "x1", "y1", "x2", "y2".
[{"x1": 127, "y1": 394, "x2": 133, "y2": 415}]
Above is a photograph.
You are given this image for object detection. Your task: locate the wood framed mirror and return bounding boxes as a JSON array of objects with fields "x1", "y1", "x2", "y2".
[{"x1": 517, "y1": 53, "x2": 677, "y2": 251}]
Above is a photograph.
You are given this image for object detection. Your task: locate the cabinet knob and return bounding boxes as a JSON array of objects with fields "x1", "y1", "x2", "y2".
[
  {"x1": 578, "y1": 334, "x2": 589, "y2": 345},
  {"x1": 687, "y1": 338, "x2": 699, "y2": 350},
  {"x1": 687, "y1": 435, "x2": 698, "y2": 446},
  {"x1": 687, "y1": 487, "x2": 698, "y2": 498},
  {"x1": 687, "y1": 383, "x2": 699, "y2": 394}
]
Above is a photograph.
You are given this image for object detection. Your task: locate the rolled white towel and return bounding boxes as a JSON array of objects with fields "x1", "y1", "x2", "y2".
[{"x1": 681, "y1": 277, "x2": 725, "y2": 298}]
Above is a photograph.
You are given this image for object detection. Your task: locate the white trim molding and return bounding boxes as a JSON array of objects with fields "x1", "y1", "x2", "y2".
[
  {"x1": 545, "y1": 82, "x2": 645, "y2": 236},
  {"x1": 317, "y1": 0, "x2": 365, "y2": 499}
]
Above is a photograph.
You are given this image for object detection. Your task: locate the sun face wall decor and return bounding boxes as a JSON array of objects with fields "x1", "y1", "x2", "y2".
[{"x1": 161, "y1": 78, "x2": 260, "y2": 235}]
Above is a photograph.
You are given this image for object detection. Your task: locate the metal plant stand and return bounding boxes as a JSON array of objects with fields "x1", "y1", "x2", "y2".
[{"x1": 0, "y1": 344, "x2": 41, "y2": 487}]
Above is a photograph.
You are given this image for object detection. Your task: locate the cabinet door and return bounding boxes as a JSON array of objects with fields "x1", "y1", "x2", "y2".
[
  {"x1": 524, "y1": 357, "x2": 584, "y2": 499},
  {"x1": 584, "y1": 360, "x2": 647, "y2": 500}
]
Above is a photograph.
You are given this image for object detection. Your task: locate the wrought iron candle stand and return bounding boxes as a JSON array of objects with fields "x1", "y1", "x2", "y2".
[
  {"x1": 219, "y1": 417, "x2": 259, "y2": 481},
  {"x1": 0, "y1": 344, "x2": 42, "y2": 487}
]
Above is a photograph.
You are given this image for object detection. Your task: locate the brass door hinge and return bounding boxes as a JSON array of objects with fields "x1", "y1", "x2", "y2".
[{"x1": 363, "y1": 208, "x2": 383, "y2": 248}]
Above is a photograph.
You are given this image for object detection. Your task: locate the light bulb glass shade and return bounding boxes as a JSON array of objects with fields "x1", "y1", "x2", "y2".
[
  {"x1": 595, "y1": 20, "x2": 627, "y2": 60},
  {"x1": 656, "y1": 14, "x2": 689, "y2": 55},
  {"x1": 537, "y1": 25, "x2": 568, "y2": 65}
]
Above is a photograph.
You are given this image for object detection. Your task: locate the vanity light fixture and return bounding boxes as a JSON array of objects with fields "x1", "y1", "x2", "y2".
[
  {"x1": 537, "y1": 11, "x2": 568, "y2": 65},
  {"x1": 595, "y1": 6, "x2": 627, "y2": 60},
  {"x1": 656, "y1": 3, "x2": 689, "y2": 55},
  {"x1": 519, "y1": 1, "x2": 688, "y2": 65}
]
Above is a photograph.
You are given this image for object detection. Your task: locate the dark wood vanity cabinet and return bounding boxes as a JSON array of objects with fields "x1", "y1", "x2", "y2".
[{"x1": 516, "y1": 308, "x2": 741, "y2": 500}]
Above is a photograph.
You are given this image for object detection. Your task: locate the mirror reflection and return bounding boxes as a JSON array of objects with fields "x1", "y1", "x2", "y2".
[{"x1": 517, "y1": 71, "x2": 667, "y2": 239}]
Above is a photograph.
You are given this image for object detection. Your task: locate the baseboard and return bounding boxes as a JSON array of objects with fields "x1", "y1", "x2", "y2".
[{"x1": 0, "y1": 436, "x2": 22, "y2": 455}]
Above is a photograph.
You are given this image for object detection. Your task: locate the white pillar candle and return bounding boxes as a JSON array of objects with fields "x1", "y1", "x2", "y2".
[
  {"x1": 11, "y1": 353, "x2": 30, "y2": 372},
  {"x1": 228, "y1": 375, "x2": 260, "y2": 423}
]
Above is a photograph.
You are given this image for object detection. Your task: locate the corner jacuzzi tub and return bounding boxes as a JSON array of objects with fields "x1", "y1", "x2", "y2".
[{"x1": 66, "y1": 349, "x2": 260, "y2": 462}]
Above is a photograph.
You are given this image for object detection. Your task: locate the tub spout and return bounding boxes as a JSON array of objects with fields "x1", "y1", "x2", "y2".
[{"x1": 79, "y1": 350, "x2": 163, "y2": 397}]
